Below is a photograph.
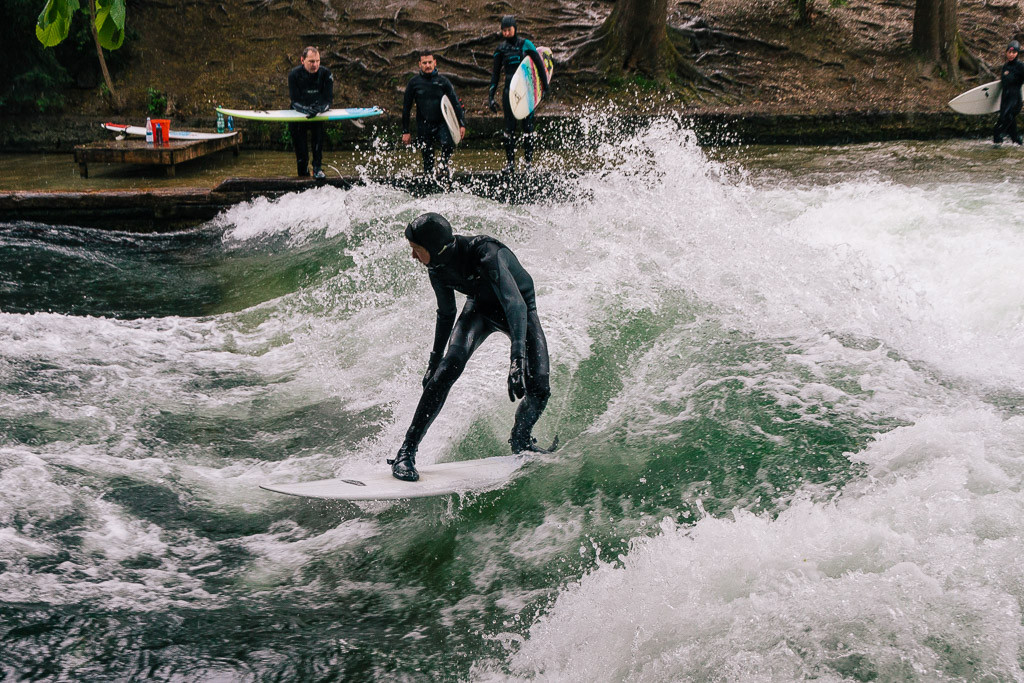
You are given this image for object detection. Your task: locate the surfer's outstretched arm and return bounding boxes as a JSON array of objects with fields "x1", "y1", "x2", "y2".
[{"x1": 424, "y1": 273, "x2": 457, "y2": 384}]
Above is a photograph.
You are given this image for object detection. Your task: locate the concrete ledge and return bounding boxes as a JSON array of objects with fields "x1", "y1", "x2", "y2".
[{"x1": 0, "y1": 171, "x2": 583, "y2": 231}]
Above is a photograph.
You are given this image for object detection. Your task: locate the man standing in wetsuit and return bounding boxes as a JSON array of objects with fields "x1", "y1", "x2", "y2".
[
  {"x1": 389, "y1": 213, "x2": 552, "y2": 482},
  {"x1": 489, "y1": 16, "x2": 548, "y2": 173},
  {"x1": 402, "y1": 51, "x2": 466, "y2": 177},
  {"x1": 288, "y1": 46, "x2": 333, "y2": 178},
  {"x1": 994, "y1": 40, "x2": 1024, "y2": 145}
]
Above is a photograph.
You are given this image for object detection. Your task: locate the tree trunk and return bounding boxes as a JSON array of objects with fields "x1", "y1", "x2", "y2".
[
  {"x1": 87, "y1": 0, "x2": 122, "y2": 108},
  {"x1": 573, "y1": 0, "x2": 702, "y2": 83},
  {"x1": 613, "y1": 0, "x2": 670, "y2": 74},
  {"x1": 795, "y1": 0, "x2": 812, "y2": 26},
  {"x1": 911, "y1": 0, "x2": 960, "y2": 79}
]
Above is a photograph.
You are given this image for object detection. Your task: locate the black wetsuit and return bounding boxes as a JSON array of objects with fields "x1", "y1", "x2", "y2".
[
  {"x1": 490, "y1": 36, "x2": 548, "y2": 169},
  {"x1": 403, "y1": 235, "x2": 551, "y2": 451},
  {"x1": 994, "y1": 58, "x2": 1024, "y2": 144},
  {"x1": 288, "y1": 65, "x2": 334, "y2": 175},
  {"x1": 402, "y1": 70, "x2": 465, "y2": 175}
]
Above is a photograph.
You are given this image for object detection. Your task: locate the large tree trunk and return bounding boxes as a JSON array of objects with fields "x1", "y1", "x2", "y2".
[
  {"x1": 613, "y1": 0, "x2": 670, "y2": 74},
  {"x1": 911, "y1": 0, "x2": 960, "y2": 79},
  {"x1": 572, "y1": 0, "x2": 702, "y2": 83}
]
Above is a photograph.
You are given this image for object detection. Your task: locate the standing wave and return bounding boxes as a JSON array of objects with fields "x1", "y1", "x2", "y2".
[{"x1": 2, "y1": 118, "x2": 1023, "y2": 681}]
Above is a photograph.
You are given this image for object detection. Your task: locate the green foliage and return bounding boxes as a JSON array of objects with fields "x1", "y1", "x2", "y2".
[
  {"x1": 0, "y1": 64, "x2": 69, "y2": 112},
  {"x1": 325, "y1": 125, "x2": 345, "y2": 146},
  {"x1": 35, "y1": 0, "x2": 79, "y2": 47},
  {"x1": 1, "y1": 0, "x2": 69, "y2": 113},
  {"x1": 94, "y1": 0, "x2": 125, "y2": 50},
  {"x1": 147, "y1": 87, "x2": 167, "y2": 116},
  {"x1": 36, "y1": 0, "x2": 125, "y2": 49},
  {"x1": 605, "y1": 73, "x2": 667, "y2": 94},
  {"x1": 0, "y1": 0, "x2": 132, "y2": 113},
  {"x1": 629, "y1": 74, "x2": 664, "y2": 92}
]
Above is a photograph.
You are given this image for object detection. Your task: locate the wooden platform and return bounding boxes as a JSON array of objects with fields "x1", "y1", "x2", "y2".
[{"x1": 73, "y1": 133, "x2": 241, "y2": 178}]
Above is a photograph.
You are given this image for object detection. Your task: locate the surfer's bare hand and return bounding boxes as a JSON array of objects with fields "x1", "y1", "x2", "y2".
[{"x1": 402, "y1": 133, "x2": 412, "y2": 146}]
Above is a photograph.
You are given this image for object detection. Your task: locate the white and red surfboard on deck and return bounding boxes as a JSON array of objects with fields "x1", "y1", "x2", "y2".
[{"x1": 101, "y1": 123, "x2": 238, "y2": 140}]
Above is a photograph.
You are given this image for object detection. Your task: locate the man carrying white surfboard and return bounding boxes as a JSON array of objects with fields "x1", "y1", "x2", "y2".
[
  {"x1": 489, "y1": 16, "x2": 548, "y2": 173},
  {"x1": 388, "y1": 213, "x2": 554, "y2": 482},
  {"x1": 288, "y1": 46, "x2": 333, "y2": 178},
  {"x1": 401, "y1": 51, "x2": 466, "y2": 177},
  {"x1": 994, "y1": 40, "x2": 1024, "y2": 145}
]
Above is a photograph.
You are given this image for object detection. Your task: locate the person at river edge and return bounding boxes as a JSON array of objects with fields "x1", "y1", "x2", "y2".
[
  {"x1": 402, "y1": 52, "x2": 466, "y2": 177},
  {"x1": 288, "y1": 46, "x2": 333, "y2": 178},
  {"x1": 388, "y1": 213, "x2": 553, "y2": 482},
  {"x1": 489, "y1": 15, "x2": 548, "y2": 173},
  {"x1": 994, "y1": 40, "x2": 1024, "y2": 145}
]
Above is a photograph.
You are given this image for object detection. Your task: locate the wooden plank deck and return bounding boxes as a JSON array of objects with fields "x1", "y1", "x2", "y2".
[{"x1": 73, "y1": 133, "x2": 241, "y2": 178}]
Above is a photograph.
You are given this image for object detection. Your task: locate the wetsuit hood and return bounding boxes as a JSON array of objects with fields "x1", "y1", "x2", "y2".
[
  {"x1": 501, "y1": 15, "x2": 517, "y2": 40},
  {"x1": 406, "y1": 212, "x2": 455, "y2": 259},
  {"x1": 1009, "y1": 40, "x2": 1021, "y2": 52}
]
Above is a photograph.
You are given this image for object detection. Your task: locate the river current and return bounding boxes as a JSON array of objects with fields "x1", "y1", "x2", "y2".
[{"x1": 2, "y1": 121, "x2": 1023, "y2": 681}]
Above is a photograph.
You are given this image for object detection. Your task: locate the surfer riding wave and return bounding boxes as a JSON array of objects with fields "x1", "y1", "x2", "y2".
[{"x1": 389, "y1": 213, "x2": 554, "y2": 482}]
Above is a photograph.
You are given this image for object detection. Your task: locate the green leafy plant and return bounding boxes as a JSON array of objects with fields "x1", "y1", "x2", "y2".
[
  {"x1": 147, "y1": 86, "x2": 167, "y2": 116},
  {"x1": 36, "y1": 0, "x2": 125, "y2": 49},
  {"x1": 629, "y1": 74, "x2": 663, "y2": 92},
  {"x1": 0, "y1": 65, "x2": 69, "y2": 113},
  {"x1": 35, "y1": 0, "x2": 126, "y2": 105},
  {"x1": 0, "y1": 0, "x2": 70, "y2": 113}
]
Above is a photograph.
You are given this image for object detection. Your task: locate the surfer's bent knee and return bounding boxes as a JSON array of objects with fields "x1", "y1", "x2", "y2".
[{"x1": 434, "y1": 350, "x2": 469, "y2": 382}]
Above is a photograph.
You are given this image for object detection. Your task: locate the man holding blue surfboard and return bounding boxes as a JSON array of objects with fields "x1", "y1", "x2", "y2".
[
  {"x1": 288, "y1": 46, "x2": 333, "y2": 178},
  {"x1": 389, "y1": 213, "x2": 553, "y2": 482},
  {"x1": 994, "y1": 40, "x2": 1024, "y2": 145},
  {"x1": 402, "y1": 51, "x2": 466, "y2": 177},
  {"x1": 489, "y1": 16, "x2": 548, "y2": 173}
]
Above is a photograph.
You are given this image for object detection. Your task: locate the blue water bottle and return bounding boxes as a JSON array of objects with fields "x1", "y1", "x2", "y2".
[
  {"x1": 227, "y1": 116, "x2": 234, "y2": 132},
  {"x1": 216, "y1": 111, "x2": 225, "y2": 134}
]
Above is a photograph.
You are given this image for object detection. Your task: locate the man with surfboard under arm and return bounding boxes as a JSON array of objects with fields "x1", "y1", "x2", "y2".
[
  {"x1": 401, "y1": 52, "x2": 466, "y2": 177},
  {"x1": 489, "y1": 15, "x2": 548, "y2": 173},
  {"x1": 388, "y1": 213, "x2": 554, "y2": 482},
  {"x1": 994, "y1": 40, "x2": 1024, "y2": 145},
  {"x1": 288, "y1": 46, "x2": 333, "y2": 178}
]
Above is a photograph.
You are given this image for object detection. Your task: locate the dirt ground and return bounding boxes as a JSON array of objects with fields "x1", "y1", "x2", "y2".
[{"x1": 55, "y1": 0, "x2": 1024, "y2": 120}]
